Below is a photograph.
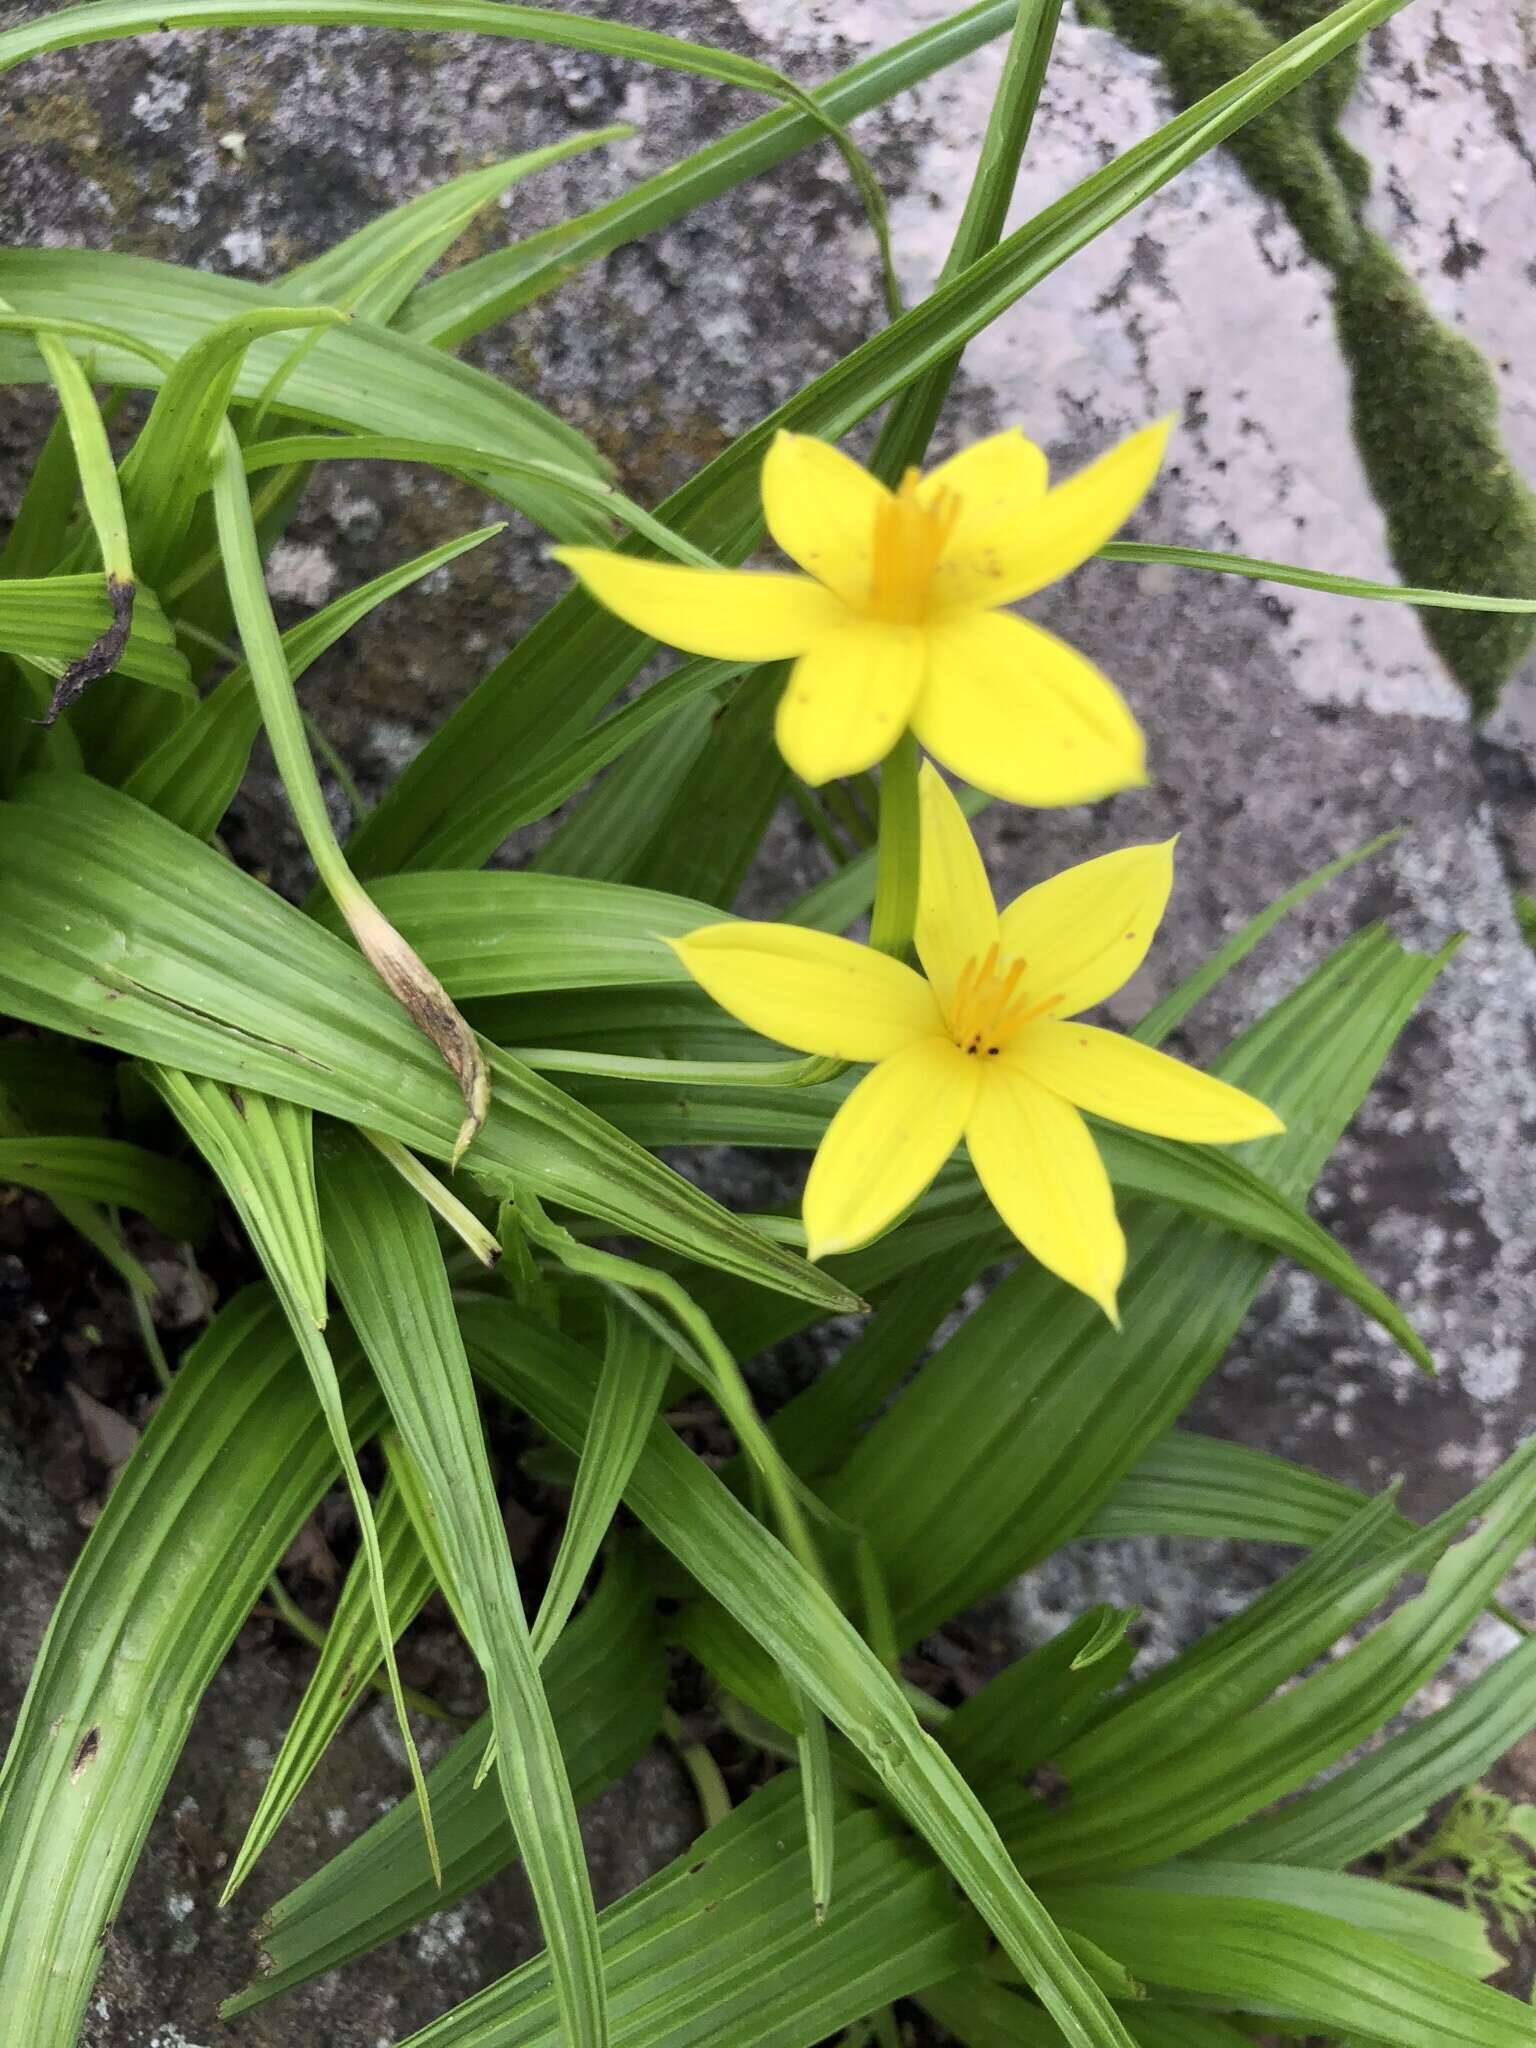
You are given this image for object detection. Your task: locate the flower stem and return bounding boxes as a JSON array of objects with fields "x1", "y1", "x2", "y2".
[{"x1": 869, "y1": 730, "x2": 921, "y2": 959}]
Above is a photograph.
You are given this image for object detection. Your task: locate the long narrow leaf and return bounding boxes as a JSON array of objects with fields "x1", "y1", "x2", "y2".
[
  {"x1": 221, "y1": 1460, "x2": 437, "y2": 1902},
  {"x1": 147, "y1": 1073, "x2": 441, "y2": 1873},
  {"x1": 317, "y1": 1126, "x2": 608, "y2": 2047},
  {"x1": 532, "y1": 1302, "x2": 670, "y2": 1657},
  {"x1": 461, "y1": 1304, "x2": 1139, "y2": 2048},
  {"x1": 0, "y1": 773, "x2": 856, "y2": 1311},
  {"x1": 230, "y1": 1548, "x2": 663, "y2": 2012},
  {"x1": 0, "y1": 1288, "x2": 385, "y2": 2047}
]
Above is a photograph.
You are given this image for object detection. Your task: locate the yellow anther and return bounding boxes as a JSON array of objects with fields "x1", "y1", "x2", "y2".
[{"x1": 949, "y1": 946, "x2": 1060, "y2": 1057}]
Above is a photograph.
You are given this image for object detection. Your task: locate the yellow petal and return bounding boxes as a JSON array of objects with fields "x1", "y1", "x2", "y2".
[
  {"x1": 927, "y1": 418, "x2": 1172, "y2": 614},
  {"x1": 912, "y1": 609, "x2": 1145, "y2": 807},
  {"x1": 1013, "y1": 1021, "x2": 1286, "y2": 1143},
  {"x1": 805, "y1": 1036, "x2": 978, "y2": 1258},
  {"x1": 997, "y1": 841, "x2": 1175, "y2": 1019},
  {"x1": 966, "y1": 1065, "x2": 1124, "y2": 1322},
  {"x1": 775, "y1": 620, "x2": 927, "y2": 786},
  {"x1": 920, "y1": 428, "x2": 1048, "y2": 572},
  {"x1": 915, "y1": 761, "x2": 998, "y2": 1015},
  {"x1": 553, "y1": 547, "x2": 849, "y2": 660},
  {"x1": 672, "y1": 922, "x2": 943, "y2": 1063},
  {"x1": 761, "y1": 430, "x2": 888, "y2": 608}
]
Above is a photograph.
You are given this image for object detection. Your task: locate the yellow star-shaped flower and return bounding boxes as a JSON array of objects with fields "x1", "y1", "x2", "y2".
[
  {"x1": 670, "y1": 767, "x2": 1283, "y2": 1322},
  {"x1": 555, "y1": 420, "x2": 1169, "y2": 805}
]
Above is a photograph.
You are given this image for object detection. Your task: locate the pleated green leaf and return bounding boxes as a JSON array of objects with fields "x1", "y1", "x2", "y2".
[
  {"x1": 1080, "y1": 1428, "x2": 1408, "y2": 1547},
  {"x1": 0, "y1": 773, "x2": 855, "y2": 1312},
  {"x1": 221, "y1": 1461, "x2": 437, "y2": 1903},
  {"x1": 1007, "y1": 1433, "x2": 1536, "y2": 1875},
  {"x1": 0, "y1": 574, "x2": 189, "y2": 695},
  {"x1": 1198, "y1": 1630, "x2": 1536, "y2": 1869},
  {"x1": 0, "y1": 1287, "x2": 385, "y2": 2048},
  {"x1": 0, "y1": 1133, "x2": 209, "y2": 1240},
  {"x1": 1047, "y1": 1884, "x2": 1533, "y2": 2046},
  {"x1": 227, "y1": 1546, "x2": 665, "y2": 2012},
  {"x1": 0, "y1": 253, "x2": 610, "y2": 545},
  {"x1": 461, "y1": 1305, "x2": 1139, "y2": 2048},
  {"x1": 316, "y1": 1125, "x2": 608, "y2": 2048},
  {"x1": 1088, "y1": 1861, "x2": 1500, "y2": 1982},
  {"x1": 532, "y1": 1302, "x2": 671, "y2": 1657},
  {"x1": 147, "y1": 1072, "x2": 439, "y2": 1870},
  {"x1": 393, "y1": 1773, "x2": 985, "y2": 2048}
]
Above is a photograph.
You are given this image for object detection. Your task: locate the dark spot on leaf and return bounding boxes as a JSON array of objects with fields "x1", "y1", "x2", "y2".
[
  {"x1": 71, "y1": 1726, "x2": 101, "y2": 1778},
  {"x1": 1027, "y1": 1760, "x2": 1070, "y2": 1811},
  {"x1": 228, "y1": 1089, "x2": 246, "y2": 1118},
  {"x1": 688, "y1": 1859, "x2": 709, "y2": 1875},
  {"x1": 39, "y1": 575, "x2": 135, "y2": 726}
]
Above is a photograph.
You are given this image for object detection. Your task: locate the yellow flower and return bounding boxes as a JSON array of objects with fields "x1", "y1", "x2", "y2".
[
  {"x1": 670, "y1": 768, "x2": 1283, "y2": 1322},
  {"x1": 554, "y1": 420, "x2": 1170, "y2": 806}
]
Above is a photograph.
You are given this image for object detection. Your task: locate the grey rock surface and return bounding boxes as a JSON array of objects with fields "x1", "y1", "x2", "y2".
[{"x1": 3, "y1": 0, "x2": 1536, "y2": 2036}]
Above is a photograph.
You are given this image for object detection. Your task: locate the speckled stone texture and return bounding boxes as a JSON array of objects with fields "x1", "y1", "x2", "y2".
[{"x1": 3, "y1": 0, "x2": 1536, "y2": 2038}]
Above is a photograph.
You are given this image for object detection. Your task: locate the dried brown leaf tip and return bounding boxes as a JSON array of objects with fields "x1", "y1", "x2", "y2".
[
  {"x1": 41, "y1": 573, "x2": 134, "y2": 726},
  {"x1": 346, "y1": 899, "x2": 490, "y2": 1163}
]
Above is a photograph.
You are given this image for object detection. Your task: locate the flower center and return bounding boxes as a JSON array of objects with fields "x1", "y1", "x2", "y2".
[
  {"x1": 948, "y1": 942, "x2": 1062, "y2": 1057},
  {"x1": 868, "y1": 467, "x2": 961, "y2": 623}
]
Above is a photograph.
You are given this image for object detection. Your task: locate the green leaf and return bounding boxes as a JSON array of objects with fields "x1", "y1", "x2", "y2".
[
  {"x1": 626, "y1": 665, "x2": 789, "y2": 908},
  {"x1": 317, "y1": 1126, "x2": 610, "y2": 2046},
  {"x1": 393, "y1": 1774, "x2": 986, "y2": 2048},
  {"x1": 1008, "y1": 1435, "x2": 1536, "y2": 1876},
  {"x1": 0, "y1": 3, "x2": 898, "y2": 315},
  {"x1": 0, "y1": 774, "x2": 855, "y2": 1312},
  {"x1": 221, "y1": 1460, "x2": 437, "y2": 1902},
  {"x1": 319, "y1": 1130, "x2": 614, "y2": 2039},
  {"x1": 462, "y1": 1303, "x2": 1140, "y2": 2048},
  {"x1": 1199, "y1": 1632, "x2": 1536, "y2": 1869},
  {"x1": 349, "y1": 0, "x2": 1420, "y2": 877},
  {"x1": 0, "y1": 251, "x2": 610, "y2": 547},
  {"x1": 1094, "y1": 1861, "x2": 1500, "y2": 1982},
  {"x1": 822, "y1": 924, "x2": 1451, "y2": 1647},
  {"x1": 146, "y1": 1072, "x2": 441, "y2": 1876},
  {"x1": 0, "y1": 574, "x2": 189, "y2": 697},
  {"x1": 1133, "y1": 834, "x2": 1397, "y2": 1049},
  {"x1": 1080, "y1": 1428, "x2": 1405, "y2": 1547},
  {"x1": 1101, "y1": 540, "x2": 1536, "y2": 614},
  {"x1": 0, "y1": 1133, "x2": 209, "y2": 1239},
  {"x1": 1047, "y1": 1885, "x2": 1533, "y2": 2046},
  {"x1": 559, "y1": 1066, "x2": 1428, "y2": 1375},
  {"x1": 316, "y1": 868, "x2": 718, "y2": 998},
  {"x1": 0, "y1": 1286, "x2": 385, "y2": 2047},
  {"x1": 941, "y1": 1611, "x2": 1138, "y2": 1797},
  {"x1": 116, "y1": 305, "x2": 343, "y2": 580},
  {"x1": 399, "y1": 0, "x2": 1020, "y2": 347},
  {"x1": 122, "y1": 522, "x2": 502, "y2": 838},
  {"x1": 229, "y1": 1546, "x2": 664, "y2": 2013},
  {"x1": 916, "y1": 1971, "x2": 1071, "y2": 2046},
  {"x1": 281, "y1": 128, "x2": 631, "y2": 326},
  {"x1": 532, "y1": 687, "x2": 723, "y2": 885},
  {"x1": 532, "y1": 1301, "x2": 670, "y2": 1657},
  {"x1": 211, "y1": 419, "x2": 493, "y2": 1158}
]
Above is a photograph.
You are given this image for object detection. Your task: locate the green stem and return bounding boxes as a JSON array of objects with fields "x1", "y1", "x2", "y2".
[
  {"x1": 661, "y1": 1707, "x2": 734, "y2": 1830},
  {"x1": 868, "y1": 731, "x2": 921, "y2": 959},
  {"x1": 870, "y1": 0, "x2": 1064, "y2": 481}
]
